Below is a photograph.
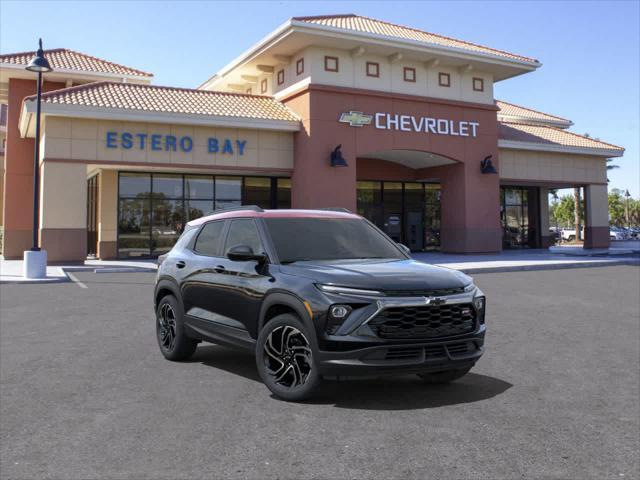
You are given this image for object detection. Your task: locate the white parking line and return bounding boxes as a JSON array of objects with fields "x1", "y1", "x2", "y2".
[{"x1": 66, "y1": 272, "x2": 88, "y2": 289}]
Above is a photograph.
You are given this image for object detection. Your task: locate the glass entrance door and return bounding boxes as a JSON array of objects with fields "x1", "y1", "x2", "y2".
[
  {"x1": 86, "y1": 175, "x2": 99, "y2": 257},
  {"x1": 357, "y1": 181, "x2": 441, "y2": 251},
  {"x1": 500, "y1": 186, "x2": 540, "y2": 248}
]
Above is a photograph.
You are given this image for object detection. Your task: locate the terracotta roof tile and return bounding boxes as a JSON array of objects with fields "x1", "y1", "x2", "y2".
[
  {"x1": 27, "y1": 81, "x2": 299, "y2": 122},
  {"x1": 0, "y1": 48, "x2": 152, "y2": 78},
  {"x1": 293, "y1": 14, "x2": 538, "y2": 64},
  {"x1": 499, "y1": 122, "x2": 623, "y2": 153},
  {"x1": 496, "y1": 100, "x2": 571, "y2": 126}
]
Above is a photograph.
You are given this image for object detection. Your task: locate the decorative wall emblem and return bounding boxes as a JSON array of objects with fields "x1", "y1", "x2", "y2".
[{"x1": 338, "y1": 111, "x2": 374, "y2": 127}]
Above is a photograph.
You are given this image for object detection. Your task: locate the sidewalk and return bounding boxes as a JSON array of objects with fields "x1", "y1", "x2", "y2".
[
  {"x1": 2, "y1": 249, "x2": 638, "y2": 283},
  {"x1": 0, "y1": 258, "x2": 157, "y2": 284},
  {"x1": 412, "y1": 249, "x2": 639, "y2": 274}
]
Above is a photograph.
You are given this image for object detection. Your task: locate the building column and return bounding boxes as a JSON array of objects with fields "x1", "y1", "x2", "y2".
[
  {"x1": 428, "y1": 161, "x2": 502, "y2": 253},
  {"x1": 539, "y1": 187, "x2": 553, "y2": 247},
  {"x1": 285, "y1": 91, "x2": 357, "y2": 211},
  {"x1": 98, "y1": 170, "x2": 118, "y2": 259},
  {"x1": 2, "y1": 78, "x2": 66, "y2": 259},
  {"x1": 39, "y1": 161, "x2": 87, "y2": 262},
  {"x1": 584, "y1": 184, "x2": 610, "y2": 249}
]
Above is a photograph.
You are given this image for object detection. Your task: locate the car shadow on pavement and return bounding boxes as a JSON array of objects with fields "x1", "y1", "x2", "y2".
[{"x1": 193, "y1": 345, "x2": 512, "y2": 410}]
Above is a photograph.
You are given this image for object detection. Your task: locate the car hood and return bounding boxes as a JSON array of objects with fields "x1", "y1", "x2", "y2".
[{"x1": 279, "y1": 259, "x2": 471, "y2": 291}]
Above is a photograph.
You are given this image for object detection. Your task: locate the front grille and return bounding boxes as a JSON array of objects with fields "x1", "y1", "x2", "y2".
[
  {"x1": 369, "y1": 303, "x2": 475, "y2": 339},
  {"x1": 383, "y1": 287, "x2": 465, "y2": 297}
]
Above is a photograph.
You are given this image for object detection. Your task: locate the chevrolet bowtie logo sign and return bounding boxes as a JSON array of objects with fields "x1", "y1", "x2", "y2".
[{"x1": 338, "y1": 111, "x2": 373, "y2": 127}]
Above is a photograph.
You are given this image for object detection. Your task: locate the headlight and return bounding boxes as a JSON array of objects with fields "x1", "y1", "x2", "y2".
[
  {"x1": 473, "y1": 296, "x2": 486, "y2": 324},
  {"x1": 316, "y1": 284, "x2": 385, "y2": 297}
]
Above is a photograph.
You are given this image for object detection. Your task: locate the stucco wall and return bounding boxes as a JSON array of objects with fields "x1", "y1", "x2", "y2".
[
  {"x1": 499, "y1": 148, "x2": 607, "y2": 184},
  {"x1": 41, "y1": 117, "x2": 294, "y2": 171},
  {"x1": 273, "y1": 46, "x2": 494, "y2": 105}
]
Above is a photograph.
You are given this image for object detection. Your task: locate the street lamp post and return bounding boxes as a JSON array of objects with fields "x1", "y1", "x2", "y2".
[{"x1": 23, "y1": 39, "x2": 52, "y2": 279}]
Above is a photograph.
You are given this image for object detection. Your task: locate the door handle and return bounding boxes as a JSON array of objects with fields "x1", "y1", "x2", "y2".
[
  {"x1": 176, "y1": 260, "x2": 186, "y2": 269},
  {"x1": 214, "y1": 265, "x2": 226, "y2": 273}
]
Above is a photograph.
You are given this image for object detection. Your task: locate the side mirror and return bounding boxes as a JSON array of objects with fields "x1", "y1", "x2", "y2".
[
  {"x1": 226, "y1": 245, "x2": 267, "y2": 263},
  {"x1": 397, "y1": 243, "x2": 411, "y2": 255}
]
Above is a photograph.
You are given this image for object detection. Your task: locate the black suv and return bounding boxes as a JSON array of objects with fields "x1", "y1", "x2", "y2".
[{"x1": 154, "y1": 207, "x2": 486, "y2": 401}]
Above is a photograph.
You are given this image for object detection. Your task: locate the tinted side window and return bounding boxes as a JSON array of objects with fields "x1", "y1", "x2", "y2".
[
  {"x1": 194, "y1": 221, "x2": 225, "y2": 256},
  {"x1": 224, "y1": 219, "x2": 263, "y2": 255}
]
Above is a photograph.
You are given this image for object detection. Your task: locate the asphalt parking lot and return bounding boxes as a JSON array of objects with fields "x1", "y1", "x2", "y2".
[{"x1": 1, "y1": 266, "x2": 639, "y2": 479}]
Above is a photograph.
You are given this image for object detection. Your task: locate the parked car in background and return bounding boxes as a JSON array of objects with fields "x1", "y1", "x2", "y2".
[
  {"x1": 610, "y1": 227, "x2": 629, "y2": 241},
  {"x1": 561, "y1": 228, "x2": 584, "y2": 242}
]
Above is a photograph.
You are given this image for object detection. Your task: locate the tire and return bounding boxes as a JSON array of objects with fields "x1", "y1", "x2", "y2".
[
  {"x1": 418, "y1": 366, "x2": 472, "y2": 384},
  {"x1": 256, "y1": 314, "x2": 321, "y2": 402},
  {"x1": 156, "y1": 294, "x2": 197, "y2": 361},
  {"x1": 567, "y1": 235, "x2": 575, "y2": 242}
]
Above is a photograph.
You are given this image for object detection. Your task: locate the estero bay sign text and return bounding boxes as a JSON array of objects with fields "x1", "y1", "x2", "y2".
[{"x1": 105, "y1": 131, "x2": 248, "y2": 155}]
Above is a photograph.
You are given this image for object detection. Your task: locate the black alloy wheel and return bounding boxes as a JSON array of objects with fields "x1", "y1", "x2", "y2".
[
  {"x1": 264, "y1": 325, "x2": 313, "y2": 388},
  {"x1": 158, "y1": 303, "x2": 177, "y2": 352},
  {"x1": 156, "y1": 295, "x2": 198, "y2": 361},
  {"x1": 256, "y1": 314, "x2": 321, "y2": 401}
]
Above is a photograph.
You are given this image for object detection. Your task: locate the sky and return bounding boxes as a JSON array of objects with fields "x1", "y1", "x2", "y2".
[{"x1": 1, "y1": 0, "x2": 638, "y2": 197}]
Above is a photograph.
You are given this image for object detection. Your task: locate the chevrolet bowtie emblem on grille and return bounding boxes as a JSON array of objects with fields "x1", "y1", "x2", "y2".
[
  {"x1": 338, "y1": 111, "x2": 373, "y2": 127},
  {"x1": 425, "y1": 297, "x2": 446, "y2": 306}
]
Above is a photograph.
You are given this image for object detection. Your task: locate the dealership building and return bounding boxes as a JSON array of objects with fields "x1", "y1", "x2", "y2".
[{"x1": 0, "y1": 14, "x2": 624, "y2": 261}]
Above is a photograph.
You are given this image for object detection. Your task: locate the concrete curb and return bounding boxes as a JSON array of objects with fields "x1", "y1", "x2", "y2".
[{"x1": 456, "y1": 258, "x2": 640, "y2": 274}]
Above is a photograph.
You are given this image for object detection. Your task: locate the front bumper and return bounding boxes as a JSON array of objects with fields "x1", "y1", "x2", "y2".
[{"x1": 316, "y1": 326, "x2": 485, "y2": 377}]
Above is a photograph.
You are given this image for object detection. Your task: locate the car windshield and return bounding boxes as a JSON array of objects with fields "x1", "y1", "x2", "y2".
[{"x1": 264, "y1": 217, "x2": 405, "y2": 263}]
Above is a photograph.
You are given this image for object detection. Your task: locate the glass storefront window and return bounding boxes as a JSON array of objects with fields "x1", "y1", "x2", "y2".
[
  {"x1": 215, "y1": 176, "x2": 241, "y2": 210},
  {"x1": 151, "y1": 198, "x2": 184, "y2": 256},
  {"x1": 186, "y1": 199, "x2": 214, "y2": 222},
  {"x1": 118, "y1": 197, "x2": 151, "y2": 257},
  {"x1": 185, "y1": 176, "x2": 214, "y2": 199},
  {"x1": 243, "y1": 177, "x2": 272, "y2": 209},
  {"x1": 277, "y1": 178, "x2": 291, "y2": 209},
  {"x1": 153, "y1": 174, "x2": 183, "y2": 199},
  {"x1": 117, "y1": 173, "x2": 289, "y2": 258},
  {"x1": 119, "y1": 173, "x2": 151, "y2": 197}
]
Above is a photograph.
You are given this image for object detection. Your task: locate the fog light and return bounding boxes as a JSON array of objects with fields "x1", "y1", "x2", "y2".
[
  {"x1": 326, "y1": 305, "x2": 352, "y2": 335},
  {"x1": 330, "y1": 305, "x2": 350, "y2": 319}
]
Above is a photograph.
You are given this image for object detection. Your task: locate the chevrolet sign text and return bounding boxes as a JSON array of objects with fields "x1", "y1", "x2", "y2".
[{"x1": 374, "y1": 113, "x2": 479, "y2": 137}]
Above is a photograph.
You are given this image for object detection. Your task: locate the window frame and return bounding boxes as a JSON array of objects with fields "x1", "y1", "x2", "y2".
[
  {"x1": 296, "y1": 58, "x2": 304, "y2": 76},
  {"x1": 324, "y1": 55, "x2": 339, "y2": 72},
  {"x1": 472, "y1": 77, "x2": 484, "y2": 92},
  {"x1": 192, "y1": 219, "x2": 228, "y2": 258},
  {"x1": 260, "y1": 78, "x2": 268, "y2": 94},
  {"x1": 438, "y1": 72, "x2": 451, "y2": 87},
  {"x1": 366, "y1": 61, "x2": 380, "y2": 78},
  {"x1": 403, "y1": 67, "x2": 416, "y2": 83},
  {"x1": 277, "y1": 69, "x2": 284, "y2": 85}
]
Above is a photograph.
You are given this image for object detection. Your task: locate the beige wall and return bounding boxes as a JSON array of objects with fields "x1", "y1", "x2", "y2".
[
  {"x1": 98, "y1": 169, "x2": 118, "y2": 244},
  {"x1": 266, "y1": 46, "x2": 494, "y2": 104},
  {"x1": 40, "y1": 161, "x2": 86, "y2": 229},
  {"x1": 42, "y1": 117, "x2": 294, "y2": 170},
  {"x1": 499, "y1": 149, "x2": 607, "y2": 184}
]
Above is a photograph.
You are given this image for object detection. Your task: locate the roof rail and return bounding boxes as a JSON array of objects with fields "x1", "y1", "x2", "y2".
[
  {"x1": 317, "y1": 207, "x2": 352, "y2": 213},
  {"x1": 205, "y1": 205, "x2": 264, "y2": 216}
]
